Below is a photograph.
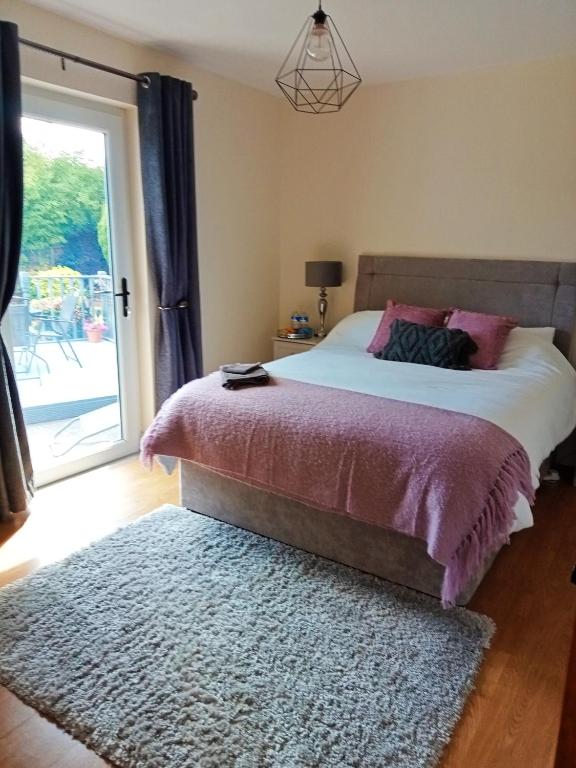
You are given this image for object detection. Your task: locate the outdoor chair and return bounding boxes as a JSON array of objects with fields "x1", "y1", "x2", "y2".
[
  {"x1": 32, "y1": 293, "x2": 83, "y2": 368},
  {"x1": 8, "y1": 302, "x2": 50, "y2": 377}
]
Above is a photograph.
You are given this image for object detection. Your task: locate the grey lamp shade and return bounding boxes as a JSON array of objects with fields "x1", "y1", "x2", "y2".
[{"x1": 305, "y1": 261, "x2": 343, "y2": 288}]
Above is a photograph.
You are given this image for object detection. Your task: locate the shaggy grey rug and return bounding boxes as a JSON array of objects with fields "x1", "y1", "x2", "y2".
[{"x1": 0, "y1": 505, "x2": 494, "y2": 768}]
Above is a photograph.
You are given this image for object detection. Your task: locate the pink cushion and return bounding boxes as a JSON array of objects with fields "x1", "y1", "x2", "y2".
[
  {"x1": 367, "y1": 300, "x2": 449, "y2": 353},
  {"x1": 447, "y1": 309, "x2": 517, "y2": 369}
]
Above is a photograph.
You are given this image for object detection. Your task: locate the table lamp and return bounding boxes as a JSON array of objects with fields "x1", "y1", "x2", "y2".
[{"x1": 305, "y1": 261, "x2": 342, "y2": 337}]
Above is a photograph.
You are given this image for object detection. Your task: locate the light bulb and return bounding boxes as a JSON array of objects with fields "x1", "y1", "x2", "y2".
[{"x1": 306, "y1": 22, "x2": 332, "y2": 62}]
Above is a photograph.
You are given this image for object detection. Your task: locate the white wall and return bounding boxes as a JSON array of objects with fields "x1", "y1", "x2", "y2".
[
  {"x1": 0, "y1": 0, "x2": 281, "y2": 424},
  {"x1": 277, "y1": 56, "x2": 576, "y2": 327}
]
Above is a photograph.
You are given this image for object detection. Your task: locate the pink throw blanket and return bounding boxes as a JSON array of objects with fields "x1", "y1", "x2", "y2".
[{"x1": 141, "y1": 374, "x2": 534, "y2": 606}]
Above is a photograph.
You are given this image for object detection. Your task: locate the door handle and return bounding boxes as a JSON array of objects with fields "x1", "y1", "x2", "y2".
[{"x1": 114, "y1": 277, "x2": 131, "y2": 318}]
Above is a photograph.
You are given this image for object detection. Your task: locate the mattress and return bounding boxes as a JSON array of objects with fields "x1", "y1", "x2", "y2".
[{"x1": 266, "y1": 312, "x2": 576, "y2": 533}]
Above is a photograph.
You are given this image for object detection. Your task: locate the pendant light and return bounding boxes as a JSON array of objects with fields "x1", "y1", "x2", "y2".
[{"x1": 275, "y1": 3, "x2": 362, "y2": 114}]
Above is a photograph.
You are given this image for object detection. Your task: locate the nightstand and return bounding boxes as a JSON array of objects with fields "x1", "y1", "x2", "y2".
[{"x1": 272, "y1": 336, "x2": 320, "y2": 360}]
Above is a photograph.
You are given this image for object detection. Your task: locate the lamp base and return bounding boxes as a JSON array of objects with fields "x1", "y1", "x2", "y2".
[{"x1": 317, "y1": 287, "x2": 328, "y2": 337}]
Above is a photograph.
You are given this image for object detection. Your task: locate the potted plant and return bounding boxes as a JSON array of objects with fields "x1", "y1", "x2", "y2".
[{"x1": 84, "y1": 318, "x2": 108, "y2": 343}]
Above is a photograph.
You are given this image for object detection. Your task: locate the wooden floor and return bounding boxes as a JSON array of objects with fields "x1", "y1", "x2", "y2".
[
  {"x1": 0, "y1": 457, "x2": 574, "y2": 768},
  {"x1": 556, "y1": 613, "x2": 576, "y2": 767}
]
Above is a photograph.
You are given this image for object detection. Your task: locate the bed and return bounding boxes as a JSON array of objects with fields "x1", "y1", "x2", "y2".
[{"x1": 144, "y1": 255, "x2": 576, "y2": 605}]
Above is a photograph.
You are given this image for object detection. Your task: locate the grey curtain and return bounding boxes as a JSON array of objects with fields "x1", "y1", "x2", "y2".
[
  {"x1": 137, "y1": 73, "x2": 202, "y2": 410},
  {"x1": 0, "y1": 21, "x2": 33, "y2": 521}
]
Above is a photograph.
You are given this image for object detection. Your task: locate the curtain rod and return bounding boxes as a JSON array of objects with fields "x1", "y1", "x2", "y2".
[{"x1": 18, "y1": 37, "x2": 199, "y2": 100}]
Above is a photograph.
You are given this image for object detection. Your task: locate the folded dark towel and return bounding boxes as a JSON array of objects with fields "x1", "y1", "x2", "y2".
[
  {"x1": 219, "y1": 363, "x2": 270, "y2": 390},
  {"x1": 220, "y1": 363, "x2": 263, "y2": 375}
]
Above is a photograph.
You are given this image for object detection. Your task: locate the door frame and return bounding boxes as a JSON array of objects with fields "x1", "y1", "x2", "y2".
[{"x1": 20, "y1": 85, "x2": 141, "y2": 486}]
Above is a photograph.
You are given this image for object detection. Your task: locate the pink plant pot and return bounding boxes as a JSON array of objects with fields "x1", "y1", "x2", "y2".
[{"x1": 86, "y1": 329, "x2": 103, "y2": 343}]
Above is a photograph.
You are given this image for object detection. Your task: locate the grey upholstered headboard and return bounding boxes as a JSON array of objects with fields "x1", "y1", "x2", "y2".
[{"x1": 354, "y1": 255, "x2": 576, "y2": 359}]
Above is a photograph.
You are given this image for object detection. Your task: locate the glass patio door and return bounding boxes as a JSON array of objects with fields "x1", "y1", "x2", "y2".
[{"x1": 1, "y1": 86, "x2": 140, "y2": 486}]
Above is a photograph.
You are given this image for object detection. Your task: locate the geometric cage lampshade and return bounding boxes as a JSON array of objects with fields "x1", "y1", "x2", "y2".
[{"x1": 275, "y1": 3, "x2": 362, "y2": 114}]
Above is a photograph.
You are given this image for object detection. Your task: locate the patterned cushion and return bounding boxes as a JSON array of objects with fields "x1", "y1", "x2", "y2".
[{"x1": 374, "y1": 319, "x2": 478, "y2": 370}]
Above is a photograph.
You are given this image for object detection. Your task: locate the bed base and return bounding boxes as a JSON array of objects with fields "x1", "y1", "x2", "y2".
[
  {"x1": 180, "y1": 254, "x2": 576, "y2": 606},
  {"x1": 180, "y1": 461, "x2": 494, "y2": 606}
]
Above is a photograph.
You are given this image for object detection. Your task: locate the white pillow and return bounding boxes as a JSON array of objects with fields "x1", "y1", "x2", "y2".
[
  {"x1": 512, "y1": 326, "x2": 556, "y2": 343},
  {"x1": 319, "y1": 311, "x2": 382, "y2": 350},
  {"x1": 322, "y1": 313, "x2": 557, "y2": 353},
  {"x1": 498, "y1": 326, "x2": 559, "y2": 369}
]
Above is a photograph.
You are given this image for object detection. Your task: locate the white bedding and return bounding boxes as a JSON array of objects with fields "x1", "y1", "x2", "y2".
[{"x1": 267, "y1": 311, "x2": 576, "y2": 533}]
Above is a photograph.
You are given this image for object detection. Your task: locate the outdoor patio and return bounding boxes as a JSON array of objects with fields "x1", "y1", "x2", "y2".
[
  {"x1": 14, "y1": 338, "x2": 121, "y2": 471},
  {"x1": 3, "y1": 264, "x2": 124, "y2": 473}
]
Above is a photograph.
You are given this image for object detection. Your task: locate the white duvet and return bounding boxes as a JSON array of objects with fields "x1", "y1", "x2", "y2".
[{"x1": 267, "y1": 311, "x2": 576, "y2": 533}]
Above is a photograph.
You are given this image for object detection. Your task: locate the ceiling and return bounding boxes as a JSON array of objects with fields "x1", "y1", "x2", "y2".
[{"x1": 26, "y1": 0, "x2": 576, "y2": 94}]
